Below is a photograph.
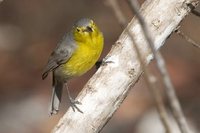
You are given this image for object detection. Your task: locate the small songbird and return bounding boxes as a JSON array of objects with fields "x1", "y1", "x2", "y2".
[{"x1": 42, "y1": 18, "x2": 104, "y2": 115}]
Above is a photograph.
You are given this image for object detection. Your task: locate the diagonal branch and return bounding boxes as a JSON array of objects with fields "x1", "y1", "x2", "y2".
[
  {"x1": 187, "y1": 3, "x2": 200, "y2": 17},
  {"x1": 127, "y1": 0, "x2": 194, "y2": 133},
  {"x1": 175, "y1": 29, "x2": 200, "y2": 49},
  {"x1": 52, "y1": 0, "x2": 199, "y2": 132},
  {"x1": 107, "y1": 0, "x2": 172, "y2": 132},
  {"x1": 192, "y1": 9, "x2": 200, "y2": 17}
]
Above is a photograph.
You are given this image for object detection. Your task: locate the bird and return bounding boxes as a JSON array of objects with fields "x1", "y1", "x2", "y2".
[{"x1": 42, "y1": 18, "x2": 104, "y2": 115}]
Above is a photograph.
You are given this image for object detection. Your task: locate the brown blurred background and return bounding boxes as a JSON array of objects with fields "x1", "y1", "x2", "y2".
[{"x1": 0, "y1": 0, "x2": 199, "y2": 133}]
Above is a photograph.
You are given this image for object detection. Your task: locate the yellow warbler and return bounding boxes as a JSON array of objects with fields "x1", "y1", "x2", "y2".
[{"x1": 42, "y1": 18, "x2": 104, "y2": 115}]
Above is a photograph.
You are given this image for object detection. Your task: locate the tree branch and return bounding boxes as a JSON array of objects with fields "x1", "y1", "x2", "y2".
[
  {"x1": 107, "y1": 0, "x2": 172, "y2": 132},
  {"x1": 192, "y1": 9, "x2": 200, "y2": 17},
  {"x1": 52, "y1": 0, "x2": 199, "y2": 132},
  {"x1": 187, "y1": 3, "x2": 200, "y2": 17},
  {"x1": 127, "y1": 0, "x2": 196, "y2": 133},
  {"x1": 175, "y1": 29, "x2": 200, "y2": 49}
]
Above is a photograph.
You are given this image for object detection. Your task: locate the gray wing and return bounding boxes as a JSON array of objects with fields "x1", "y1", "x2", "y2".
[{"x1": 42, "y1": 32, "x2": 76, "y2": 79}]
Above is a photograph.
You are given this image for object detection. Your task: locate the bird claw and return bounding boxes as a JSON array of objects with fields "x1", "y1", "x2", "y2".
[
  {"x1": 95, "y1": 58, "x2": 113, "y2": 69},
  {"x1": 69, "y1": 98, "x2": 83, "y2": 113},
  {"x1": 102, "y1": 60, "x2": 113, "y2": 66}
]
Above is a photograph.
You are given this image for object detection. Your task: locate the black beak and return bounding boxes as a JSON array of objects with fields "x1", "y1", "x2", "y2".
[{"x1": 84, "y1": 26, "x2": 93, "y2": 32}]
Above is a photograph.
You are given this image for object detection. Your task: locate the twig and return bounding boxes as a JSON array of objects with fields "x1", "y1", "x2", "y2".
[
  {"x1": 192, "y1": 9, "x2": 200, "y2": 17},
  {"x1": 127, "y1": 0, "x2": 193, "y2": 133},
  {"x1": 188, "y1": 3, "x2": 200, "y2": 17},
  {"x1": 175, "y1": 29, "x2": 200, "y2": 49},
  {"x1": 105, "y1": 0, "x2": 127, "y2": 28},
  {"x1": 107, "y1": 0, "x2": 172, "y2": 132}
]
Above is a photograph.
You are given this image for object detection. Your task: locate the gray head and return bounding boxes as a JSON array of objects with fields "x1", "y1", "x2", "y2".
[
  {"x1": 72, "y1": 18, "x2": 101, "y2": 42},
  {"x1": 74, "y1": 18, "x2": 92, "y2": 27}
]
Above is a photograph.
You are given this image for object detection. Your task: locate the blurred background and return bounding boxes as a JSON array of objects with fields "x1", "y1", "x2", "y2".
[{"x1": 0, "y1": 0, "x2": 199, "y2": 133}]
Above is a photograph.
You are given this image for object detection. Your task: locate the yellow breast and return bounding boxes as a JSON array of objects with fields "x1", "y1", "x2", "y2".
[{"x1": 62, "y1": 33, "x2": 103, "y2": 77}]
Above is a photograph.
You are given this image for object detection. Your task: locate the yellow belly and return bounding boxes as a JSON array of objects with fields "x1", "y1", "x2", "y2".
[{"x1": 62, "y1": 36, "x2": 103, "y2": 78}]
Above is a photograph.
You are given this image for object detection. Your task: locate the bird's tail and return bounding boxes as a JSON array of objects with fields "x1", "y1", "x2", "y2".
[{"x1": 49, "y1": 75, "x2": 63, "y2": 116}]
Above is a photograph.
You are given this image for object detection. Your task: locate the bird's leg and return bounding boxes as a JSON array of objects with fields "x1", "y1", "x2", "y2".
[
  {"x1": 65, "y1": 84, "x2": 83, "y2": 113},
  {"x1": 95, "y1": 57, "x2": 113, "y2": 69}
]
